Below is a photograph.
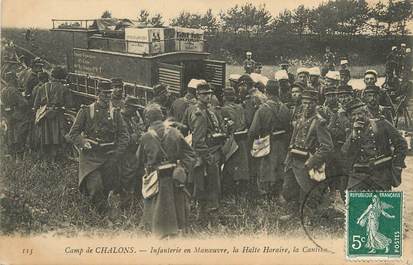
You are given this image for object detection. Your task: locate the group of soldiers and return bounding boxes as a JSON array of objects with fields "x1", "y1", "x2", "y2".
[{"x1": 0, "y1": 42, "x2": 411, "y2": 239}]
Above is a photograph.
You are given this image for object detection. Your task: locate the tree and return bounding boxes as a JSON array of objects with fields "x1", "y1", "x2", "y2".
[
  {"x1": 170, "y1": 11, "x2": 202, "y2": 28},
  {"x1": 150, "y1": 13, "x2": 164, "y2": 27},
  {"x1": 272, "y1": 9, "x2": 295, "y2": 34},
  {"x1": 137, "y1": 9, "x2": 150, "y2": 24},
  {"x1": 200, "y1": 9, "x2": 220, "y2": 33},
  {"x1": 101, "y1": 10, "x2": 112, "y2": 19},
  {"x1": 220, "y1": 3, "x2": 272, "y2": 35},
  {"x1": 292, "y1": 5, "x2": 311, "y2": 36}
]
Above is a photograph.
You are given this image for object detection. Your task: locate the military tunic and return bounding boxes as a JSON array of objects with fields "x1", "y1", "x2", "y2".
[
  {"x1": 182, "y1": 102, "x2": 224, "y2": 210},
  {"x1": 220, "y1": 102, "x2": 249, "y2": 183},
  {"x1": 0, "y1": 83, "x2": 31, "y2": 155},
  {"x1": 33, "y1": 80, "x2": 73, "y2": 146},
  {"x1": 137, "y1": 121, "x2": 196, "y2": 238},
  {"x1": 170, "y1": 93, "x2": 197, "y2": 122},
  {"x1": 68, "y1": 102, "x2": 129, "y2": 189},
  {"x1": 249, "y1": 99, "x2": 291, "y2": 195},
  {"x1": 283, "y1": 114, "x2": 333, "y2": 204},
  {"x1": 342, "y1": 118, "x2": 407, "y2": 191}
]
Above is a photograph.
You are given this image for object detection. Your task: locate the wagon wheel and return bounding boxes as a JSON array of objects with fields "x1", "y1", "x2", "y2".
[{"x1": 64, "y1": 112, "x2": 79, "y2": 162}]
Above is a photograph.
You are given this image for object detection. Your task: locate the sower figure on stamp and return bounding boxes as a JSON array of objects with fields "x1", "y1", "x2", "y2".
[
  {"x1": 119, "y1": 96, "x2": 145, "y2": 210},
  {"x1": 33, "y1": 66, "x2": 73, "y2": 162},
  {"x1": 249, "y1": 80, "x2": 291, "y2": 201},
  {"x1": 342, "y1": 98, "x2": 407, "y2": 191},
  {"x1": 181, "y1": 82, "x2": 225, "y2": 221},
  {"x1": 67, "y1": 80, "x2": 129, "y2": 215},
  {"x1": 282, "y1": 89, "x2": 333, "y2": 218},
  {"x1": 137, "y1": 104, "x2": 196, "y2": 239},
  {"x1": 0, "y1": 71, "x2": 31, "y2": 162}
]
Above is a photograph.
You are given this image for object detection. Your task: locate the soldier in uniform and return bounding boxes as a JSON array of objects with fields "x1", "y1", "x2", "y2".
[
  {"x1": 319, "y1": 86, "x2": 350, "y2": 204},
  {"x1": 170, "y1": 79, "x2": 198, "y2": 122},
  {"x1": 0, "y1": 72, "x2": 31, "y2": 162},
  {"x1": 296, "y1": 68, "x2": 309, "y2": 88},
  {"x1": 33, "y1": 66, "x2": 73, "y2": 162},
  {"x1": 249, "y1": 80, "x2": 291, "y2": 199},
  {"x1": 275, "y1": 70, "x2": 292, "y2": 106},
  {"x1": 150, "y1": 83, "x2": 172, "y2": 117},
  {"x1": 308, "y1": 67, "x2": 322, "y2": 103},
  {"x1": 243, "y1": 51, "x2": 256, "y2": 74},
  {"x1": 238, "y1": 74, "x2": 266, "y2": 127},
  {"x1": 23, "y1": 57, "x2": 44, "y2": 104},
  {"x1": 220, "y1": 87, "x2": 249, "y2": 195},
  {"x1": 290, "y1": 82, "x2": 305, "y2": 125},
  {"x1": 323, "y1": 46, "x2": 336, "y2": 71},
  {"x1": 386, "y1": 46, "x2": 399, "y2": 77},
  {"x1": 283, "y1": 89, "x2": 333, "y2": 216},
  {"x1": 136, "y1": 104, "x2": 196, "y2": 238},
  {"x1": 342, "y1": 98, "x2": 407, "y2": 191},
  {"x1": 254, "y1": 62, "x2": 263, "y2": 74},
  {"x1": 362, "y1": 70, "x2": 394, "y2": 124},
  {"x1": 110, "y1": 78, "x2": 124, "y2": 108},
  {"x1": 119, "y1": 96, "x2": 145, "y2": 209},
  {"x1": 67, "y1": 80, "x2": 130, "y2": 214},
  {"x1": 181, "y1": 82, "x2": 225, "y2": 219},
  {"x1": 280, "y1": 60, "x2": 295, "y2": 86}
]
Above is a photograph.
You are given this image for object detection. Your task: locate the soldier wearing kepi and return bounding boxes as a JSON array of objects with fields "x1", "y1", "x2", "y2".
[
  {"x1": 0, "y1": 71, "x2": 31, "y2": 162},
  {"x1": 342, "y1": 98, "x2": 407, "y2": 191},
  {"x1": 119, "y1": 96, "x2": 145, "y2": 209},
  {"x1": 23, "y1": 57, "x2": 44, "y2": 105},
  {"x1": 296, "y1": 68, "x2": 309, "y2": 88},
  {"x1": 137, "y1": 104, "x2": 196, "y2": 238},
  {"x1": 337, "y1": 70, "x2": 354, "y2": 109},
  {"x1": 275, "y1": 70, "x2": 292, "y2": 106},
  {"x1": 110, "y1": 78, "x2": 124, "y2": 108},
  {"x1": 283, "y1": 89, "x2": 333, "y2": 216},
  {"x1": 181, "y1": 82, "x2": 225, "y2": 220},
  {"x1": 170, "y1": 79, "x2": 198, "y2": 123},
  {"x1": 67, "y1": 80, "x2": 129, "y2": 214},
  {"x1": 249, "y1": 80, "x2": 291, "y2": 199},
  {"x1": 33, "y1": 66, "x2": 73, "y2": 162},
  {"x1": 362, "y1": 70, "x2": 394, "y2": 124}
]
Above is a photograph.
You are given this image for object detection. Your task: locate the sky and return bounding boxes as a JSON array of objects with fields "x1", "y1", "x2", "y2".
[{"x1": 1, "y1": 0, "x2": 341, "y2": 29}]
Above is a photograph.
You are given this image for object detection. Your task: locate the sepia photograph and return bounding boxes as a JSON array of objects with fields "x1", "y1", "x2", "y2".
[{"x1": 0, "y1": 0, "x2": 412, "y2": 264}]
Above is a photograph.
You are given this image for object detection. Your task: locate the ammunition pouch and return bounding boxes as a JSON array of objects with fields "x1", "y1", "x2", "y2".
[
  {"x1": 207, "y1": 132, "x2": 226, "y2": 146},
  {"x1": 353, "y1": 155, "x2": 392, "y2": 173}
]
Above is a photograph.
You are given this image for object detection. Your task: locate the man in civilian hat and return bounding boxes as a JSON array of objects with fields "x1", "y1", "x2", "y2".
[
  {"x1": 243, "y1": 51, "x2": 256, "y2": 74},
  {"x1": 181, "y1": 82, "x2": 225, "y2": 221},
  {"x1": 342, "y1": 98, "x2": 407, "y2": 191},
  {"x1": 170, "y1": 79, "x2": 198, "y2": 123},
  {"x1": 150, "y1": 83, "x2": 172, "y2": 117},
  {"x1": 362, "y1": 70, "x2": 394, "y2": 124},
  {"x1": 119, "y1": 96, "x2": 145, "y2": 209},
  {"x1": 280, "y1": 60, "x2": 295, "y2": 86},
  {"x1": 249, "y1": 80, "x2": 291, "y2": 199},
  {"x1": 110, "y1": 78, "x2": 124, "y2": 108},
  {"x1": 33, "y1": 66, "x2": 73, "y2": 162},
  {"x1": 137, "y1": 104, "x2": 196, "y2": 238},
  {"x1": 275, "y1": 70, "x2": 292, "y2": 106},
  {"x1": 0, "y1": 71, "x2": 31, "y2": 162},
  {"x1": 282, "y1": 89, "x2": 333, "y2": 217},
  {"x1": 296, "y1": 68, "x2": 309, "y2": 88},
  {"x1": 219, "y1": 87, "x2": 249, "y2": 195},
  {"x1": 68, "y1": 80, "x2": 129, "y2": 214}
]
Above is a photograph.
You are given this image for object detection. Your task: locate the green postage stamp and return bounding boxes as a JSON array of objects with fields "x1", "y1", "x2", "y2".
[{"x1": 346, "y1": 191, "x2": 403, "y2": 259}]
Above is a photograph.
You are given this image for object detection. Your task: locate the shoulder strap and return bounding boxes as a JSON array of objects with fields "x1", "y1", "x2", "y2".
[
  {"x1": 89, "y1": 103, "x2": 95, "y2": 120},
  {"x1": 264, "y1": 102, "x2": 282, "y2": 130},
  {"x1": 148, "y1": 127, "x2": 170, "y2": 161},
  {"x1": 44, "y1": 82, "x2": 50, "y2": 105}
]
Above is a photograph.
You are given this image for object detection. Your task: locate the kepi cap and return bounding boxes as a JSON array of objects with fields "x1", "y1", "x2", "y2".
[
  {"x1": 274, "y1": 70, "x2": 289, "y2": 81},
  {"x1": 308, "y1": 67, "x2": 321, "y2": 76},
  {"x1": 297, "y1": 67, "x2": 309, "y2": 75},
  {"x1": 124, "y1": 96, "x2": 140, "y2": 108},
  {"x1": 97, "y1": 80, "x2": 113, "y2": 93},
  {"x1": 301, "y1": 89, "x2": 319, "y2": 101},
  {"x1": 325, "y1": 71, "x2": 340, "y2": 81}
]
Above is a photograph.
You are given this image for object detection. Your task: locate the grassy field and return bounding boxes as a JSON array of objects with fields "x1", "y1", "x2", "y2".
[{"x1": 0, "y1": 153, "x2": 344, "y2": 238}]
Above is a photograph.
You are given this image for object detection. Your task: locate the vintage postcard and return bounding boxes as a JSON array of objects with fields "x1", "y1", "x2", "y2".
[{"x1": 0, "y1": 0, "x2": 412, "y2": 264}]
